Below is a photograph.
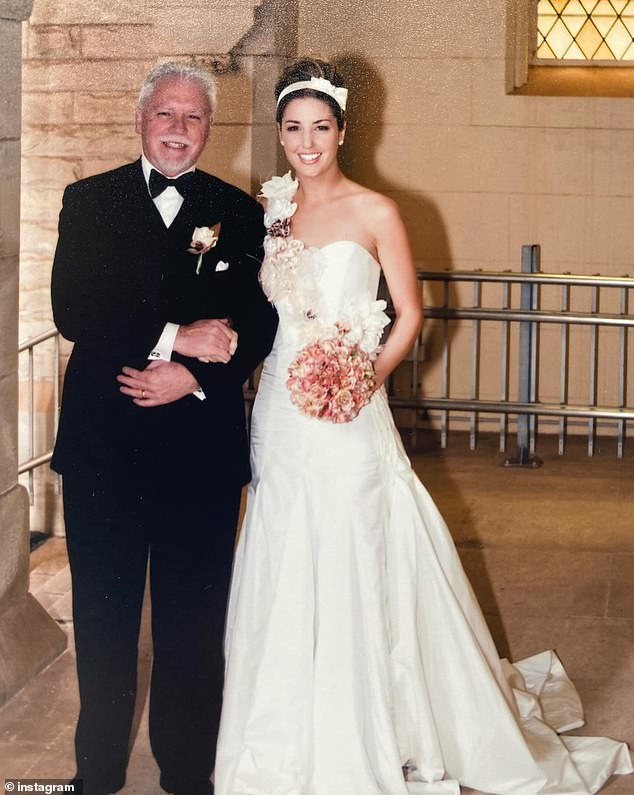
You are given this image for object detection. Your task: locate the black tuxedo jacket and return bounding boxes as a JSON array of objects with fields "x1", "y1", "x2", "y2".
[{"x1": 51, "y1": 160, "x2": 277, "y2": 488}]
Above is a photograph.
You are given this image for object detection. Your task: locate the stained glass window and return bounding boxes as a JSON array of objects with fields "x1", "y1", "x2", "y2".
[{"x1": 537, "y1": 0, "x2": 634, "y2": 60}]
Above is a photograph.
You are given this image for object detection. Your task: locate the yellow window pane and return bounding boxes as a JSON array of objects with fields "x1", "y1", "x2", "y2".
[
  {"x1": 538, "y1": 12, "x2": 559, "y2": 36},
  {"x1": 593, "y1": 39, "x2": 616, "y2": 56},
  {"x1": 564, "y1": 40, "x2": 588, "y2": 57},
  {"x1": 593, "y1": 0, "x2": 617, "y2": 15},
  {"x1": 605, "y1": 18, "x2": 633, "y2": 56},
  {"x1": 576, "y1": 18, "x2": 603, "y2": 55},
  {"x1": 537, "y1": 41, "x2": 558, "y2": 58},
  {"x1": 565, "y1": 12, "x2": 590, "y2": 34},
  {"x1": 593, "y1": 13, "x2": 617, "y2": 34},
  {"x1": 548, "y1": 17, "x2": 576, "y2": 55},
  {"x1": 537, "y1": 0, "x2": 634, "y2": 60},
  {"x1": 565, "y1": 0, "x2": 590, "y2": 14}
]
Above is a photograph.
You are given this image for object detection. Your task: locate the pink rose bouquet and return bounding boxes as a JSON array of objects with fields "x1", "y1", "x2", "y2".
[{"x1": 287, "y1": 334, "x2": 376, "y2": 423}]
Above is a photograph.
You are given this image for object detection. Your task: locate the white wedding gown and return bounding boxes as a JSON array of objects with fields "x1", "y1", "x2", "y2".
[{"x1": 215, "y1": 239, "x2": 633, "y2": 795}]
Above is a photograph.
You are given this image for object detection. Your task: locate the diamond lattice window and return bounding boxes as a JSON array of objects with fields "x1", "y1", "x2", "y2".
[{"x1": 537, "y1": 0, "x2": 634, "y2": 60}]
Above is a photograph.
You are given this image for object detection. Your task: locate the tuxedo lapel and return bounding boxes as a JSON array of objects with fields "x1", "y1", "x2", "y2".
[
  {"x1": 103, "y1": 160, "x2": 171, "y2": 262},
  {"x1": 164, "y1": 172, "x2": 225, "y2": 282},
  {"x1": 105, "y1": 165, "x2": 231, "y2": 319},
  {"x1": 169, "y1": 171, "x2": 219, "y2": 242}
]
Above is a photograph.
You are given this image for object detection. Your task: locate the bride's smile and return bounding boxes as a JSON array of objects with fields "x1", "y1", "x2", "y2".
[{"x1": 298, "y1": 151, "x2": 321, "y2": 164}]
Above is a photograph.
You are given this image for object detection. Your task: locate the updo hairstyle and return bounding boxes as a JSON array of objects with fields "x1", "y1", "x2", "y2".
[{"x1": 275, "y1": 58, "x2": 346, "y2": 130}]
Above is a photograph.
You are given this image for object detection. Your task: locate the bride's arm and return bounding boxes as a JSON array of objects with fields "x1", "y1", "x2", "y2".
[{"x1": 371, "y1": 197, "x2": 423, "y2": 389}]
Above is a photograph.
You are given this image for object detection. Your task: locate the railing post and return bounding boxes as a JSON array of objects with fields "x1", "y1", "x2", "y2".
[{"x1": 505, "y1": 245, "x2": 543, "y2": 468}]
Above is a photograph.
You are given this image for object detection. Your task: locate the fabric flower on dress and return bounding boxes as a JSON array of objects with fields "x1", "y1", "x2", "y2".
[
  {"x1": 260, "y1": 237, "x2": 322, "y2": 325},
  {"x1": 264, "y1": 199, "x2": 296, "y2": 231},
  {"x1": 260, "y1": 171, "x2": 299, "y2": 232},
  {"x1": 338, "y1": 299, "x2": 390, "y2": 355},
  {"x1": 260, "y1": 171, "x2": 299, "y2": 203}
]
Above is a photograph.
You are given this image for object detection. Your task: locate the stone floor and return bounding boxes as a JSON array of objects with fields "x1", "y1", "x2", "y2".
[{"x1": 1, "y1": 437, "x2": 633, "y2": 794}]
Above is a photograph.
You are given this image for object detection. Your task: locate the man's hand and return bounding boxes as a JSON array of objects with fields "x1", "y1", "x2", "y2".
[
  {"x1": 117, "y1": 360, "x2": 199, "y2": 407},
  {"x1": 173, "y1": 318, "x2": 238, "y2": 363}
]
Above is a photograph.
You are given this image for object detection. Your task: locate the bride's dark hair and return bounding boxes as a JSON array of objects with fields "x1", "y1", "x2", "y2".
[{"x1": 275, "y1": 58, "x2": 347, "y2": 130}]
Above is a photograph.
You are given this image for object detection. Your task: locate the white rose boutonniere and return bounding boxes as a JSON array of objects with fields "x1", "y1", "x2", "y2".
[{"x1": 188, "y1": 222, "x2": 221, "y2": 274}]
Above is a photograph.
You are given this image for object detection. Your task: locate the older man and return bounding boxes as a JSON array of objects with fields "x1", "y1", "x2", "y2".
[{"x1": 51, "y1": 62, "x2": 277, "y2": 795}]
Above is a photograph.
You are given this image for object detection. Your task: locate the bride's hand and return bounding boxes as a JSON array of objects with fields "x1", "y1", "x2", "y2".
[
  {"x1": 174, "y1": 318, "x2": 237, "y2": 363},
  {"x1": 372, "y1": 364, "x2": 387, "y2": 393}
]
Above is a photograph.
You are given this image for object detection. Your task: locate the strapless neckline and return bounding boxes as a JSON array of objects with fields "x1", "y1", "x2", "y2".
[{"x1": 308, "y1": 239, "x2": 380, "y2": 267}]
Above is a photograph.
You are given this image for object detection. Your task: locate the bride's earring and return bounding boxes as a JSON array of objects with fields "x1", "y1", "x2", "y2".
[
  {"x1": 338, "y1": 139, "x2": 344, "y2": 146},
  {"x1": 280, "y1": 140, "x2": 285, "y2": 146}
]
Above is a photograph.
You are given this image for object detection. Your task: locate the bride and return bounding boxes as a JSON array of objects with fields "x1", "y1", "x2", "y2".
[{"x1": 214, "y1": 58, "x2": 633, "y2": 794}]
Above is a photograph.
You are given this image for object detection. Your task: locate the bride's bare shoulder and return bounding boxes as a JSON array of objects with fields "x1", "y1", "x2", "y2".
[{"x1": 346, "y1": 183, "x2": 401, "y2": 226}]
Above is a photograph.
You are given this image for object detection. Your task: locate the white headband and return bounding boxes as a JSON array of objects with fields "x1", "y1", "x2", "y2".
[{"x1": 276, "y1": 76, "x2": 348, "y2": 112}]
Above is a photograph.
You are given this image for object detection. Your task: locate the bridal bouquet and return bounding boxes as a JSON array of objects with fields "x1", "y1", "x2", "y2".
[{"x1": 287, "y1": 330, "x2": 376, "y2": 423}]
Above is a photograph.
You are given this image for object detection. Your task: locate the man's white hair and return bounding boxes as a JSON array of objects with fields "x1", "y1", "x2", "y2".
[{"x1": 138, "y1": 62, "x2": 217, "y2": 114}]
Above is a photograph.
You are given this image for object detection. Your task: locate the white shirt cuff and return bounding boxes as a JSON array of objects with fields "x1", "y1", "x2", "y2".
[
  {"x1": 149, "y1": 322, "x2": 179, "y2": 361},
  {"x1": 148, "y1": 322, "x2": 207, "y2": 400}
]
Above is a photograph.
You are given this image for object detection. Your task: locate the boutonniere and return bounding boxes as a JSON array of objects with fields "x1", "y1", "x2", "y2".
[{"x1": 187, "y1": 222, "x2": 221, "y2": 274}]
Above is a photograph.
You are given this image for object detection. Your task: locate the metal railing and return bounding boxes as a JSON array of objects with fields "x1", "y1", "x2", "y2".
[
  {"x1": 18, "y1": 328, "x2": 61, "y2": 503},
  {"x1": 390, "y1": 245, "x2": 634, "y2": 461},
  {"x1": 20, "y1": 248, "x2": 634, "y2": 495}
]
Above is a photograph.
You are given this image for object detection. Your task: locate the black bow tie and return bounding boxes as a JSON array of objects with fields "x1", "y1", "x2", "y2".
[{"x1": 149, "y1": 169, "x2": 195, "y2": 199}]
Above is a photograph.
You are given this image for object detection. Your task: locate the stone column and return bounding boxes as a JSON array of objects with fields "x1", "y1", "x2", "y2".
[{"x1": 0, "y1": 0, "x2": 66, "y2": 707}]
